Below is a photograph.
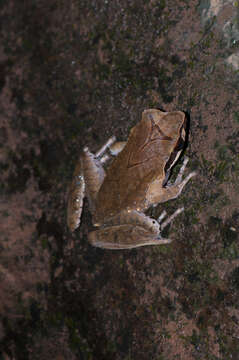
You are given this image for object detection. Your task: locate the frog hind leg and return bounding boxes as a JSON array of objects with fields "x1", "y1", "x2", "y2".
[
  {"x1": 88, "y1": 224, "x2": 172, "y2": 249},
  {"x1": 67, "y1": 137, "x2": 116, "y2": 232},
  {"x1": 67, "y1": 159, "x2": 86, "y2": 231},
  {"x1": 89, "y1": 207, "x2": 186, "y2": 249},
  {"x1": 88, "y1": 210, "x2": 172, "y2": 249},
  {"x1": 146, "y1": 157, "x2": 196, "y2": 205}
]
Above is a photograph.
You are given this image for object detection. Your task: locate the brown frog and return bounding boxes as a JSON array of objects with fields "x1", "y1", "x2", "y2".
[{"x1": 67, "y1": 109, "x2": 196, "y2": 249}]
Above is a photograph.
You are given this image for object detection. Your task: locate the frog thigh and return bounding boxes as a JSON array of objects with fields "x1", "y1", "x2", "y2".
[
  {"x1": 67, "y1": 146, "x2": 107, "y2": 232},
  {"x1": 67, "y1": 159, "x2": 85, "y2": 232},
  {"x1": 88, "y1": 224, "x2": 172, "y2": 249}
]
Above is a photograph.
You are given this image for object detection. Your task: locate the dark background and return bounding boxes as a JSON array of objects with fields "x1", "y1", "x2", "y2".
[{"x1": 0, "y1": 0, "x2": 239, "y2": 359}]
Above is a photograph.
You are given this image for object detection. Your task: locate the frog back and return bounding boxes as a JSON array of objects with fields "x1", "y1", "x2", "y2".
[{"x1": 96, "y1": 110, "x2": 185, "y2": 220}]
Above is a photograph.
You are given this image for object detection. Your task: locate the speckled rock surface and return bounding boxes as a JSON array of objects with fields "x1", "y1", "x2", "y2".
[{"x1": 0, "y1": 0, "x2": 239, "y2": 359}]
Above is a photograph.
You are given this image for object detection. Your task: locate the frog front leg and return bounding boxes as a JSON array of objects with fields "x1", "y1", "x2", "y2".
[
  {"x1": 88, "y1": 210, "x2": 175, "y2": 249},
  {"x1": 146, "y1": 157, "x2": 196, "y2": 205},
  {"x1": 67, "y1": 136, "x2": 116, "y2": 231},
  {"x1": 81, "y1": 137, "x2": 126, "y2": 203}
]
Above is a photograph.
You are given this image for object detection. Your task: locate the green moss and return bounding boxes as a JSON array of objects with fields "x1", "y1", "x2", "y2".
[
  {"x1": 46, "y1": 311, "x2": 64, "y2": 327},
  {"x1": 199, "y1": 152, "x2": 233, "y2": 184},
  {"x1": 41, "y1": 235, "x2": 49, "y2": 250},
  {"x1": 65, "y1": 316, "x2": 93, "y2": 357},
  {"x1": 181, "y1": 328, "x2": 215, "y2": 355},
  {"x1": 0, "y1": 210, "x2": 9, "y2": 217},
  {"x1": 216, "y1": 145, "x2": 230, "y2": 161},
  {"x1": 216, "y1": 212, "x2": 239, "y2": 259},
  {"x1": 221, "y1": 240, "x2": 239, "y2": 260},
  {"x1": 221, "y1": 224, "x2": 237, "y2": 248},
  {"x1": 233, "y1": 111, "x2": 239, "y2": 124},
  {"x1": 189, "y1": 329, "x2": 201, "y2": 349},
  {"x1": 214, "y1": 160, "x2": 229, "y2": 182},
  {"x1": 229, "y1": 266, "x2": 239, "y2": 290},
  {"x1": 200, "y1": 154, "x2": 214, "y2": 174},
  {"x1": 219, "y1": 335, "x2": 239, "y2": 358}
]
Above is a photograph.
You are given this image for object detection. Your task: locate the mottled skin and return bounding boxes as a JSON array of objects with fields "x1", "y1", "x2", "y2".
[{"x1": 67, "y1": 109, "x2": 196, "y2": 249}]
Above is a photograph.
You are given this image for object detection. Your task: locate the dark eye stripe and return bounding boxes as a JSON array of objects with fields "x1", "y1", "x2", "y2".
[
  {"x1": 174, "y1": 136, "x2": 185, "y2": 151},
  {"x1": 164, "y1": 132, "x2": 185, "y2": 173}
]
